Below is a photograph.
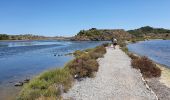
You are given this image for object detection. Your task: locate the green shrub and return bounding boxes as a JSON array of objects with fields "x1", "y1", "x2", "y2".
[
  {"x1": 131, "y1": 56, "x2": 161, "y2": 78},
  {"x1": 73, "y1": 50, "x2": 86, "y2": 57},
  {"x1": 84, "y1": 48, "x2": 93, "y2": 52},
  {"x1": 28, "y1": 79, "x2": 49, "y2": 90},
  {"x1": 17, "y1": 68, "x2": 73, "y2": 100},
  {"x1": 89, "y1": 52, "x2": 104, "y2": 59}
]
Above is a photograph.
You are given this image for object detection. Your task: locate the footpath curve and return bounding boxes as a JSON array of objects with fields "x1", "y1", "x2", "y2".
[{"x1": 63, "y1": 47, "x2": 157, "y2": 100}]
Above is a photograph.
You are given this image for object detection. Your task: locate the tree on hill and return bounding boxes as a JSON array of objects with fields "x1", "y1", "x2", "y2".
[
  {"x1": 0, "y1": 34, "x2": 9, "y2": 40},
  {"x1": 73, "y1": 28, "x2": 131, "y2": 41},
  {"x1": 127, "y1": 26, "x2": 170, "y2": 39}
]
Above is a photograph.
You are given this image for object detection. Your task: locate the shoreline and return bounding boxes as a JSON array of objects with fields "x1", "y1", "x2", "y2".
[
  {"x1": 127, "y1": 50, "x2": 170, "y2": 87},
  {"x1": 126, "y1": 49, "x2": 170, "y2": 100},
  {"x1": 17, "y1": 45, "x2": 107, "y2": 99},
  {"x1": 0, "y1": 41, "x2": 107, "y2": 100},
  {"x1": 155, "y1": 63, "x2": 170, "y2": 88}
]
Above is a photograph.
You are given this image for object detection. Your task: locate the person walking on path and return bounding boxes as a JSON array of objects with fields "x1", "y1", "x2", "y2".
[{"x1": 112, "y1": 38, "x2": 117, "y2": 49}]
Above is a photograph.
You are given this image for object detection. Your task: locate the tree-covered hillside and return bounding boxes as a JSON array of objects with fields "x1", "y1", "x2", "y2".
[
  {"x1": 72, "y1": 28, "x2": 131, "y2": 41},
  {"x1": 128, "y1": 26, "x2": 170, "y2": 39}
]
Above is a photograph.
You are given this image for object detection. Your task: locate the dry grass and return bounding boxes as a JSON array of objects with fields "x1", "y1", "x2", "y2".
[
  {"x1": 128, "y1": 53, "x2": 139, "y2": 59},
  {"x1": 67, "y1": 46, "x2": 106, "y2": 78},
  {"x1": 89, "y1": 46, "x2": 106, "y2": 59},
  {"x1": 102, "y1": 43, "x2": 110, "y2": 47},
  {"x1": 66, "y1": 54, "x2": 99, "y2": 78},
  {"x1": 73, "y1": 50, "x2": 86, "y2": 57},
  {"x1": 131, "y1": 56, "x2": 161, "y2": 78}
]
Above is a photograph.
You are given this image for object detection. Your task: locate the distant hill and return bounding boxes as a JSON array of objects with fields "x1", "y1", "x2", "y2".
[
  {"x1": 1, "y1": 26, "x2": 169, "y2": 41},
  {"x1": 127, "y1": 26, "x2": 170, "y2": 39},
  {"x1": 72, "y1": 28, "x2": 131, "y2": 41},
  {"x1": 0, "y1": 34, "x2": 47, "y2": 40},
  {"x1": 0, "y1": 34, "x2": 70, "y2": 40}
]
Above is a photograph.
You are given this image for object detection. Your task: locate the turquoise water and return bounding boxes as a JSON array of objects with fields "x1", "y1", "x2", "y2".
[{"x1": 128, "y1": 40, "x2": 170, "y2": 68}]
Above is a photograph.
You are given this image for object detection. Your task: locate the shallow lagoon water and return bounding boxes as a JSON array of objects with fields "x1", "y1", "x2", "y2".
[
  {"x1": 0, "y1": 40, "x2": 106, "y2": 100},
  {"x1": 128, "y1": 40, "x2": 170, "y2": 68}
]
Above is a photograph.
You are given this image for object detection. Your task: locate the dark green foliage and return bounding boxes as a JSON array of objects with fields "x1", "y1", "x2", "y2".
[
  {"x1": 131, "y1": 56, "x2": 161, "y2": 78},
  {"x1": 77, "y1": 29, "x2": 101, "y2": 37},
  {"x1": 128, "y1": 26, "x2": 170, "y2": 39},
  {"x1": 0, "y1": 34, "x2": 46, "y2": 40},
  {"x1": 0, "y1": 34, "x2": 9, "y2": 40},
  {"x1": 73, "y1": 28, "x2": 131, "y2": 41}
]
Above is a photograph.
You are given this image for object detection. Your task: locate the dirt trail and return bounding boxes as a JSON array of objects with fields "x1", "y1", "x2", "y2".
[{"x1": 63, "y1": 47, "x2": 157, "y2": 100}]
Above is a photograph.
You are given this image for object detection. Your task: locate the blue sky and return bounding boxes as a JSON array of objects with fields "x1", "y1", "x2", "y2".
[{"x1": 0, "y1": 0, "x2": 170, "y2": 36}]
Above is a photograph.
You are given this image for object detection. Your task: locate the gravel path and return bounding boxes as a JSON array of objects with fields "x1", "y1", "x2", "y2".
[{"x1": 63, "y1": 47, "x2": 157, "y2": 100}]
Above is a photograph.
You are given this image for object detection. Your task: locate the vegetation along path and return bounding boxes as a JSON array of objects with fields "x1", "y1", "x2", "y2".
[{"x1": 63, "y1": 46, "x2": 157, "y2": 100}]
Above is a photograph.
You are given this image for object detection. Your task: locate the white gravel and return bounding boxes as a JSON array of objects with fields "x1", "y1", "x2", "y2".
[{"x1": 63, "y1": 47, "x2": 157, "y2": 100}]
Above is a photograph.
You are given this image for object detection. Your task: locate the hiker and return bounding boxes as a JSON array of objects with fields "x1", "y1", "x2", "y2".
[{"x1": 112, "y1": 38, "x2": 117, "y2": 49}]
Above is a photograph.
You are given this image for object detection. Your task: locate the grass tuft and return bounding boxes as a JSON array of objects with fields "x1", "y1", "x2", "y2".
[
  {"x1": 73, "y1": 50, "x2": 86, "y2": 57},
  {"x1": 17, "y1": 68, "x2": 73, "y2": 100}
]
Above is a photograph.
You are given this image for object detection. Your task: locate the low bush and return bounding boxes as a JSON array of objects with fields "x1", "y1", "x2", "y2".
[
  {"x1": 131, "y1": 56, "x2": 161, "y2": 78},
  {"x1": 89, "y1": 46, "x2": 106, "y2": 59},
  {"x1": 118, "y1": 40, "x2": 126, "y2": 47},
  {"x1": 121, "y1": 47, "x2": 128, "y2": 54},
  {"x1": 73, "y1": 50, "x2": 86, "y2": 57},
  {"x1": 83, "y1": 48, "x2": 93, "y2": 52},
  {"x1": 102, "y1": 43, "x2": 110, "y2": 47},
  {"x1": 66, "y1": 54, "x2": 99, "y2": 78},
  {"x1": 66, "y1": 45, "x2": 106, "y2": 78}
]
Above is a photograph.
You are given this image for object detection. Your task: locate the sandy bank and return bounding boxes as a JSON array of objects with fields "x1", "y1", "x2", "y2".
[{"x1": 146, "y1": 64, "x2": 170, "y2": 100}]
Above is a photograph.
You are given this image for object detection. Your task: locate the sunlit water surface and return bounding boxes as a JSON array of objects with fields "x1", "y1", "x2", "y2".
[
  {"x1": 0, "y1": 40, "x2": 107, "y2": 100},
  {"x1": 128, "y1": 40, "x2": 170, "y2": 68}
]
